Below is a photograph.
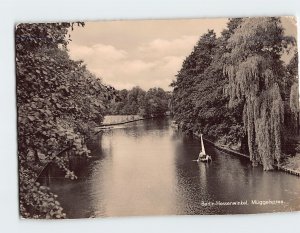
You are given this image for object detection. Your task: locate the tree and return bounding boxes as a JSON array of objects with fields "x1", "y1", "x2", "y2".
[
  {"x1": 107, "y1": 86, "x2": 170, "y2": 117},
  {"x1": 223, "y1": 17, "x2": 295, "y2": 170},
  {"x1": 123, "y1": 86, "x2": 146, "y2": 114},
  {"x1": 171, "y1": 30, "x2": 218, "y2": 133},
  {"x1": 16, "y1": 23, "x2": 113, "y2": 218},
  {"x1": 191, "y1": 19, "x2": 245, "y2": 144},
  {"x1": 286, "y1": 51, "x2": 299, "y2": 133},
  {"x1": 171, "y1": 21, "x2": 245, "y2": 145},
  {"x1": 143, "y1": 88, "x2": 170, "y2": 117}
]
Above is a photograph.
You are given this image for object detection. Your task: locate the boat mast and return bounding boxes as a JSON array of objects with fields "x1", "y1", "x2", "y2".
[{"x1": 200, "y1": 134, "x2": 206, "y2": 155}]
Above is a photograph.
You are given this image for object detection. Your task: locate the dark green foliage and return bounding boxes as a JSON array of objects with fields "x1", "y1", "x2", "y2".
[
  {"x1": 16, "y1": 23, "x2": 113, "y2": 218},
  {"x1": 286, "y1": 51, "x2": 299, "y2": 133},
  {"x1": 171, "y1": 25, "x2": 244, "y2": 144},
  {"x1": 171, "y1": 30, "x2": 218, "y2": 133},
  {"x1": 224, "y1": 17, "x2": 295, "y2": 170},
  {"x1": 143, "y1": 87, "x2": 170, "y2": 117},
  {"x1": 171, "y1": 17, "x2": 298, "y2": 170},
  {"x1": 286, "y1": 51, "x2": 299, "y2": 84},
  {"x1": 107, "y1": 87, "x2": 145, "y2": 115},
  {"x1": 107, "y1": 86, "x2": 170, "y2": 117}
]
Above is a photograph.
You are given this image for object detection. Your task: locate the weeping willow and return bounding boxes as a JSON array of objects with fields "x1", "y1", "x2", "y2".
[
  {"x1": 289, "y1": 82, "x2": 300, "y2": 134},
  {"x1": 230, "y1": 60, "x2": 284, "y2": 170},
  {"x1": 290, "y1": 82, "x2": 299, "y2": 118},
  {"x1": 244, "y1": 84, "x2": 284, "y2": 169},
  {"x1": 224, "y1": 17, "x2": 289, "y2": 170}
]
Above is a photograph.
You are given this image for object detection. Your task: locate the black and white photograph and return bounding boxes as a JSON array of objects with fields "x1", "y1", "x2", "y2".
[{"x1": 16, "y1": 16, "x2": 300, "y2": 219}]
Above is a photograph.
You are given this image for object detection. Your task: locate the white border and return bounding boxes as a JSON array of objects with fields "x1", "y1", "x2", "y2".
[{"x1": 0, "y1": 0, "x2": 299, "y2": 232}]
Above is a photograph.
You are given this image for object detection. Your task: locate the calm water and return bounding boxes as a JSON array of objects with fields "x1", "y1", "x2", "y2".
[{"x1": 48, "y1": 118, "x2": 300, "y2": 218}]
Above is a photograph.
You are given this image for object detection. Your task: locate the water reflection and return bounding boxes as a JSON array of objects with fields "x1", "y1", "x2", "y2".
[{"x1": 48, "y1": 118, "x2": 300, "y2": 218}]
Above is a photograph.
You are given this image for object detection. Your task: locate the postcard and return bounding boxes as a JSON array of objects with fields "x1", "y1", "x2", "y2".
[{"x1": 16, "y1": 16, "x2": 299, "y2": 219}]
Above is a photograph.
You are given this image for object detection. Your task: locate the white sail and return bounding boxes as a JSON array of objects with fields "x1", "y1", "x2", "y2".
[
  {"x1": 200, "y1": 134, "x2": 206, "y2": 155},
  {"x1": 196, "y1": 134, "x2": 211, "y2": 162},
  {"x1": 197, "y1": 134, "x2": 206, "y2": 161}
]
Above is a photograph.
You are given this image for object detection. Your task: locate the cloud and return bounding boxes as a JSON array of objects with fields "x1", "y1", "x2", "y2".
[
  {"x1": 105, "y1": 56, "x2": 184, "y2": 90},
  {"x1": 121, "y1": 59, "x2": 156, "y2": 75},
  {"x1": 69, "y1": 43, "x2": 127, "y2": 63},
  {"x1": 67, "y1": 37, "x2": 195, "y2": 91},
  {"x1": 66, "y1": 19, "x2": 231, "y2": 91},
  {"x1": 138, "y1": 35, "x2": 199, "y2": 58}
]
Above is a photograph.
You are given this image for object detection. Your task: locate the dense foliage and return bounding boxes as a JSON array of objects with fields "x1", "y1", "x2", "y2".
[
  {"x1": 107, "y1": 86, "x2": 170, "y2": 117},
  {"x1": 223, "y1": 17, "x2": 295, "y2": 169},
  {"x1": 171, "y1": 17, "x2": 298, "y2": 170},
  {"x1": 286, "y1": 52, "x2": 299, "y2": 132},
  {"x1": 171, "y1": 21, "x2": 244, "y2": 145},
  {"x1": 16, "y1": 23, "x2": 113, "y2": 218}
]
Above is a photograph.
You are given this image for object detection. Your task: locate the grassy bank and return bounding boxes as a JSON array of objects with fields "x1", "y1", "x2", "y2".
[{"x1": 102, "y1": 115, "x2": 143, "y2": 125}]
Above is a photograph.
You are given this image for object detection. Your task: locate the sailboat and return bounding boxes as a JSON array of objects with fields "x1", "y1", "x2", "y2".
[{"x1": 197, "y1": 134, "x2": 211, "y2": 162}]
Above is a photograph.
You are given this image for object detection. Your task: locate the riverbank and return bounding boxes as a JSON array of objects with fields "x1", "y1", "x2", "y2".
[
  {"x1": 280, "y1": 135, "x2": 300, "y2": 176},
  {"x1": 96, "y1": 115, "x2": 167, "y2": 131},
  {"x1": 193, "y1": 132, "x2": 300, "y2": 177},
  {"x1": 97, "y1": 115, "x2": 144, "y2": 129},
  {"x1": 280, "y1": 154, "x2": 300, "y2": 176},
  {"x1": 102, "y1": 115, "x2": 143, "y2": 125}
]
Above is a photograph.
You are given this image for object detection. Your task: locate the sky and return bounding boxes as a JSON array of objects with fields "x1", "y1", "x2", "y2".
[{"x1": 67, "y1": 17, "x2": 297, "y2": 91}]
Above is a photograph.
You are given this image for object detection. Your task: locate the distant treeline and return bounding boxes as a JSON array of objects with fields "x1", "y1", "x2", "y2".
[
  {"x1": 106, "y1": 86, "x2": 171, "y2": 118},
  {"x1": 171, "y1": 17, "x2": 298, "y2": 170}
]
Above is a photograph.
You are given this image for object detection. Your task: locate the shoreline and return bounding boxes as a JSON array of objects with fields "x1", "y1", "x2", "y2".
[
  {"x1": 96, "y1": 115, "x2": 167, "y2": 130},
  {"x1": 97, "y1": 117, "x2": 146, "y2": 128},
  {"x1": 193, "y1": 132, "x2": 300, "y2": 177}
]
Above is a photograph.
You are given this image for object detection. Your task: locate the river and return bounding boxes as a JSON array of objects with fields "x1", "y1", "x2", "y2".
[{"x1": 47, "y1": 118, "x2": 300, "y2": 218}]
